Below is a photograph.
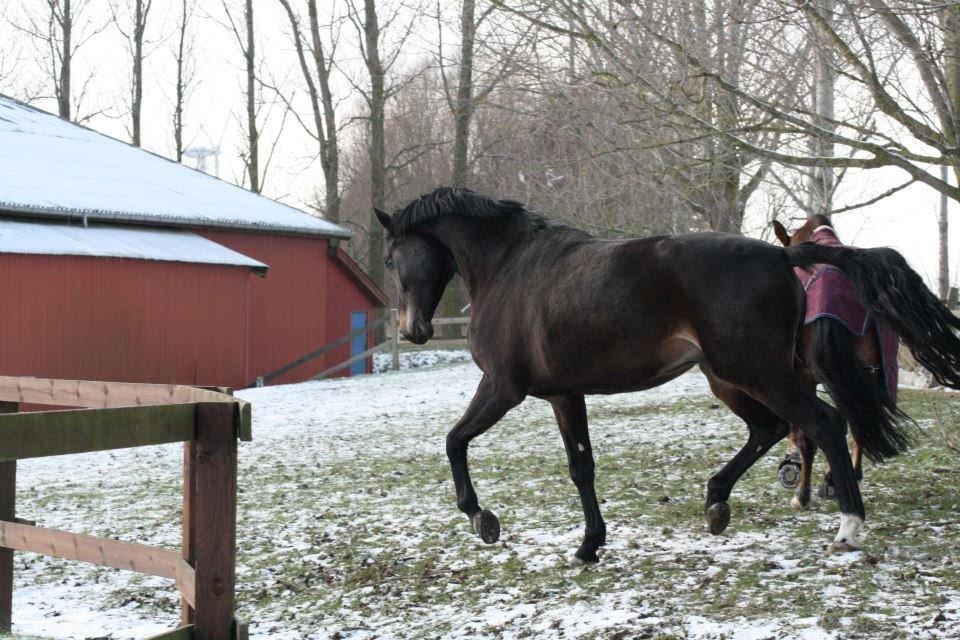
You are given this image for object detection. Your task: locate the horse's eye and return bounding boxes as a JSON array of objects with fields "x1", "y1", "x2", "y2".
[{"x1": 384, "y1": 255, "x2": 393, "y2": 269}]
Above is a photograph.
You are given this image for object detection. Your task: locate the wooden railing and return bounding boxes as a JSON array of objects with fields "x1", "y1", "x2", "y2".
[
  {"x1": 253, "y1": 310, "x2": 473, "y2": 385},
  {"x1": 384, "y1": 313, "x2": 470, "y2": 370},
  {"x1": 0, "y1": 376, "x2": 251, "y2": 640}
]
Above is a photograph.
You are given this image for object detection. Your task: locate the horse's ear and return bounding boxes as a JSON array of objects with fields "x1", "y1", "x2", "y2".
[
  {"x1": 772, "y1": 220, "x2": 791, "y2": 246},
  {"x1": 374, "y1": 208, "x2": 394, "y2": 235}
]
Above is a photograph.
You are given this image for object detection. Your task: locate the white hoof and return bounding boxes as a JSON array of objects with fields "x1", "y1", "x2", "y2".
[
  {"x1": 790, "y1": 495, "x2": 807, "y2": 510},
  {"x1": 832, "y1": 513, "x2": 863, "y2": 551}
]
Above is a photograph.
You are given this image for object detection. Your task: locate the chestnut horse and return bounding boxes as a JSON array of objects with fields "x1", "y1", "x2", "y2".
[
  {"x1": 375, "y1": 188, "x2": 960, "y2": 563},
  {"x1": 771, "y1": 215, "x2": 912, "y2": 509}
]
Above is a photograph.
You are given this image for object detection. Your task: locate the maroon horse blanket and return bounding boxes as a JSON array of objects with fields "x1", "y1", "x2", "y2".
[{"x1": 793, "y1": 226, "x2": 900, "y2": 399}]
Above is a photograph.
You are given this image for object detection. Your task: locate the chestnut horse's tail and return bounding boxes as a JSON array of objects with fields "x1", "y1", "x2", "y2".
[
  {"x1": 806, "y1": 318, "x2": 913, "y2": 463},
  {"x1": 785, "y1": 242, "x2": 958, "y2": 459}
]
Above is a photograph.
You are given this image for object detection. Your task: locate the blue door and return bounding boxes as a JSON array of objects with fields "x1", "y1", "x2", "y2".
[{"x1": 349, "y1": 311, "x2": 369, "y2": 376}]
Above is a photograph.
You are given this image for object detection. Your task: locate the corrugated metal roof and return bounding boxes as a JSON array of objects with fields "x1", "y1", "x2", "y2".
[
  {"x1": 0, "y1": 218, "x2": 269, "y2": 274},
  {"x1": 0, "y1": 96, "x2": 351, "y2": 238}
]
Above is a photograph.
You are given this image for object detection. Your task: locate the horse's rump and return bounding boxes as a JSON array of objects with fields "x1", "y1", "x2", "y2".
[{"x1": 795, "y1": 227, "x2": 899, "y2": 398}]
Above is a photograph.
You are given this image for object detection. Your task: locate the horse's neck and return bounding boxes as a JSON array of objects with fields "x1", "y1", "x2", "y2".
[{"x1": 427, "y1": 218, "x2": 528, "y2": 297}]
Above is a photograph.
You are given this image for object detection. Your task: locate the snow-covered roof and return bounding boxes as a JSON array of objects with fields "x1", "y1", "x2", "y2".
[
  {"x1": 0, "y1": 96, "x2": 350, "y2": 238},
  {"x1": 0, "y1": 218, "x2": 269, "y2": 274}
]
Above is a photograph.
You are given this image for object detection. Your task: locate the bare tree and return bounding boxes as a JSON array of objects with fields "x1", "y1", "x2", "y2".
[
  {"x1": 172, "y1": 0, "x2": 197, "y2": 163},
  {"x1": 110, "y1": 0, "x2": 154, "y2": 146},
  {"x1": 10, "y1": 0, "x2": 108, "y2": 121},
  {"x1": 343, "y1": 0, "x2": 420, "y2": 284},
  {"x1": 220, "y1": 0, "x2": 261, "y2": 192},
  {"x1": 276, "y1": 0, "x2": 342, "y2": 221}
]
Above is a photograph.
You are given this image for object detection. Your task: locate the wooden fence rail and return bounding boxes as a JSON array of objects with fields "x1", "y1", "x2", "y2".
[
  {"x1": 0, "y1": 376, "x2": 250, "y2": 640},
  {"x1": 251, "y1": 309, "x2": 472, "y2": 387}
]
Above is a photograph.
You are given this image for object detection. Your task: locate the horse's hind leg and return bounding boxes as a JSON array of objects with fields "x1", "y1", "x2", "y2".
[
  {"x1": 818, "y1": 438, "x2": 863, "y2": 500},
  {"x1": 548, "y1": 395, "x2": 605, "y2": 563},
  {"x1": 446, "y1": 374, "x2": 522, "y2": 544},
  {"x1": 703, "y1": 372, "x2": 789, "y2": 535},
  {"x1": 750, "y1": 374, "x2": 866, "y2": 551}
]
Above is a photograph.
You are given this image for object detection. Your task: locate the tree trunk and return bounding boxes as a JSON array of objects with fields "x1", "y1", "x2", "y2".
[
  {"x1": 364, "y1": 0, "x2": 386, "y2": 286},
  {"x1": 174, "y1": 0, "x2": 188, "y2": 162},
  {"x1": 943, "y1": 3, "x2": 960, "y2": 299},
  {"x1": 941, "y1": 164, "x2": 950, "y2": 301},
  {"x1": 131, "y1": 0, "x2": 147, "y2": 147},
  {"x1": 245, "y1": 0, "x2": 260, "y2": 193},
  {"x1": 308, "y1": 0, "x2": 340, "y2": 221},
  {"x1": 59, "y1": 0, "x2": 72, "y2": 120},
  {"x1": 809, "y1": 0, "x2": 835, "y2": 217}
]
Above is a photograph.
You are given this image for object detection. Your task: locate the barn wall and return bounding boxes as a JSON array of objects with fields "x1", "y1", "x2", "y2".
[
  {"x1": 198, "y1": 230, "x2": 329, "y2": 385},
  {"x1": 0, "y1": 254, "x2": 251, "y2": 387},
  {"x1": 325, "y1": 257, "x2": 378, "y2": 377}
]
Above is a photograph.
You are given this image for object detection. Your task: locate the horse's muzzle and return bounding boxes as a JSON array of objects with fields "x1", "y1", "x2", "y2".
[{"x1": 403, "y1": 318, "x2": 434, "y2": 345}]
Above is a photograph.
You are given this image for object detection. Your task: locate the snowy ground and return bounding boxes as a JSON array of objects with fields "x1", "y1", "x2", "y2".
[{"x1": 5, "y1": 353, "x2": 960, "y2": 639}]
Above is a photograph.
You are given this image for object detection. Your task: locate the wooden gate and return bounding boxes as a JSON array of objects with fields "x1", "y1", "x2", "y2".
[{"x1": 0, "y1": 376, "x2": 251, "y2": 640}]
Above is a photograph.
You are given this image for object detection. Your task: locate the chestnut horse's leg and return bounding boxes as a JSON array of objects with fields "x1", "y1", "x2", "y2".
[
  {"x1": 548, "y1": 395, "x2": 605, "y2": 563},
  {"x1": 702, "y1": 372, "x2": 790, "y2": 535},
  {"x1": 446, "y1": 374, "x2": 521, "y2": 544},
  {"x1": 791, "y1": 430, "x2": 817, "y2": 510}
]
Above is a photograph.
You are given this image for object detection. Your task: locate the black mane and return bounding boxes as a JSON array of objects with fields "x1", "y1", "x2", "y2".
[{"x1": 392, "y1": 187, "x2": 546, "y2": 235}]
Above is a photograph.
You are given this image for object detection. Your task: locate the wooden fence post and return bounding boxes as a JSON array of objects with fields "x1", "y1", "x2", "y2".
[
  {"x1": 390, "y1": 309, "x2": 400, "y2": 371},
  {"x1": 186, "y1": 403, "x2": 238, "y2": 639},
  {"x1": 181, "y1": 438, "x2": 196, "y2": 627},
  {"x1": 0, "y1": 401, "x2": 14, "y2": 632}
]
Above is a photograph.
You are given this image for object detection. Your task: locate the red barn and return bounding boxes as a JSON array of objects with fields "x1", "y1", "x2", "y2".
[{"x1": 0, "y1": 96, "x2": 386, "y2": 388}]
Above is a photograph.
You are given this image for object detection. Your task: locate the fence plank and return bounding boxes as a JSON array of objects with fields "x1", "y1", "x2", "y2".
[
  {"x1": 257, "y1": 315, "x2": 390, "y2": 385},
  {"x1": 0, "y1": 402, "x2": 14, "y2": 632},
  {"x1": 144, "y1": 625, "x2": 195, "y2": 640},
  {"x1": 0, "y1": 404, "x2": 198, "y2": 461},
  {"x1": 191, "y1": 403, "x2": 237, "y2": 639},
  {"x1": 430, "y1": 316, "x2": 470, "y2": 326},
  {"x1": 0, "y1": 521, "x2": 188, "y2": 586},
  {"x1": 0, "y1": 377, "x2": 243, "y2": 409},
  {"x1": 309, "y1": 340, "x2": 392, "y2": 381}
]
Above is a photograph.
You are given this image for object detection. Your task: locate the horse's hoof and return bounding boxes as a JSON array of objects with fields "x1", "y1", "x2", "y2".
[
  {"x1": 705, "y1": 502, "x2": 730, "y2": 535},
  {"x1": 790, "y1": 495, "x2": 808, "y2": 510},
  {"x1": 472, "y1": 510, "x2": 501, "y2": 544},
  {"x1": 817, "y1": 481, "x2": 837, "y2": 501},
  {"x1": 574, "y1": 547, "x2": 600, "y2": 564},
  {"x1": 828, "y1": 540, "x2": 859, "y2": 554},
  {"x1": 778, "y1": 458, "x2": 801, "y2": 490}
]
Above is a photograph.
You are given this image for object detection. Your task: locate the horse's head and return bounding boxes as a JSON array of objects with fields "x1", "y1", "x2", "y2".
[
  {"x1": 771, "y1": 214, "x2": 832, "y2": 247},
  {"x1": 375, "y1": 207, "x2": 456, "y2": 345}
]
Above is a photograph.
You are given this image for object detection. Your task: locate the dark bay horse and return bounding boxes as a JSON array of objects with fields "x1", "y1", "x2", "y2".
[
  {"x1": 771, "y1": 215, "x2": 911, "y2": 510},
  {"x1": 375, "y1": 188, "x2": 960, "y2": 563}
]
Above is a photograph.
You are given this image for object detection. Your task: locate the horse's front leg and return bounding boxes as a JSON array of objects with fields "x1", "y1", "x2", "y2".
[
  {"x1": 446, "y1": 374, "x2": 521, "y2": 544},
  {"x1": 548, "y1": 395, "x2": 606, "y2": 563}
]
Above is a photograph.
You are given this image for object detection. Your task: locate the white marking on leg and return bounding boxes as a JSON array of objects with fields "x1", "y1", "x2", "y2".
[
  {"x1": 834, "y1": 513, "x2": 863, "y2": 548},
  {"x1": 577, "y1": 443, "x2": 585, "y2": 452}
]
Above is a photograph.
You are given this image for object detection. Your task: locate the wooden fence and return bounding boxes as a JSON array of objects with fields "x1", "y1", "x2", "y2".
[
  {"x1": 0, "y1": 376, "x2": 251, "y2": 640},
  {"x1": 253, "y1": 310, "x2": 472, "y2": 386}
]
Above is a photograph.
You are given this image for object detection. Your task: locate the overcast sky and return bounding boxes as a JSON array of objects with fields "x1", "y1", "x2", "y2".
[{"x1": 0, "y1": 0, "x2": 955, "y2": 289}]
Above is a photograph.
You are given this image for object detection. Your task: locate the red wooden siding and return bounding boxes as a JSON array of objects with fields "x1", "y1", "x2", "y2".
[
  {"x1": 0, "y1": 254, "x2": 251, "y2": 388},
  {"x1": 198, "y1": 230, "x2": 331, "y2": 385},
  {"x1": 325, "y1": 254, "x2": 377, "y2": 376}
]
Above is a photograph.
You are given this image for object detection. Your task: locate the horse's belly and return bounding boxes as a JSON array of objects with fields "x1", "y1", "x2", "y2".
[{"x1": 529, "y1": 337, "x2": 702, "y2": 396}]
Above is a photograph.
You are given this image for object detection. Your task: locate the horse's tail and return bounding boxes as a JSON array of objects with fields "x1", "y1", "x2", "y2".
[
  {"x1": 786, "y1": 242, "x2": 960, "y2": 387},
  {"x1": 806, "y1": 318, "x2": 913, "y2": 463},
  {"x1": 785, "y1": 242, "x2": 955, "y2": 461}
]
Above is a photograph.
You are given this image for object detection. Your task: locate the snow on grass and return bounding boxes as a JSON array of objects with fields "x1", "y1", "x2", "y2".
[
  {"x1": 6, "y1": 356, "x2": 960, "y2": 639},
  {"x1": 372, "y1": 347, "x2": 473, "y2": 373}
]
